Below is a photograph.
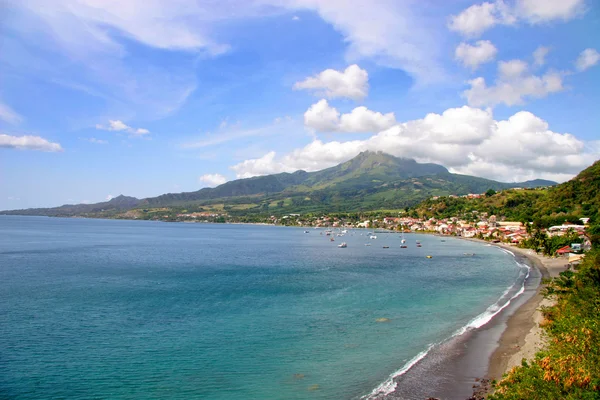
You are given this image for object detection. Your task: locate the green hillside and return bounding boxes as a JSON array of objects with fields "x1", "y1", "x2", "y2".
[{"x1": 413, "y1": 160, "x2": 600, "y2": 226}]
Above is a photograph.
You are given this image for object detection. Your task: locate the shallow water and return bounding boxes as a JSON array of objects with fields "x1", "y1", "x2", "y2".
[{"x1": 0, "y1": 217, "x2": 525, "y2": 399}]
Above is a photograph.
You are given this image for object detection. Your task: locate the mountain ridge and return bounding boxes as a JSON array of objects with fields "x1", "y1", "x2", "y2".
[{"x1": 1, "y1": 151, "x2": 558, "y2": 217}]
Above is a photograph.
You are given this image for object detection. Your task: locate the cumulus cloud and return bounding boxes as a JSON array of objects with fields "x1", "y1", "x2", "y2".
[
  {"x1": 0, "y1": 101, "x2": 23, "y2": 125},
  {"x1": 575, "y1": 48, "x2": 600, "y2": 71},
  {"x1": 231, "y1": 106, "x2": 597, "y2": 183},
  {"x1": 199, "y1": 173, "x2": 228, "y2": 187},
  {"x1": 231, "y1": 152, "x2": 294, "y2": 179},
  {"x1": 463, "y1": 59, "x2": 564, "y2": 107},
  {"x1": 455, "y1": 40, "x2": 498, "y2": 69},
  {"x1": 533, "y1": 46, "x2": 550, "y2": 66},
  {"x1": 96, "y1": 120, "x2": 150, "y2": 137},
  {"x1": 0, "y1": 133, "x2": 63, "y2": 152},
  {"x1": 294, "y1": 65, "x2": 369, "y2": 100},
  {"x1": 304, "y1": 99, "x2": 396, "y2": 133},
  {"x1": 449, "y1": 0, "x2": 585, "y2": 37},
  {"x1": 448, "y1": 1, "x2": 515, "y2": 37}
]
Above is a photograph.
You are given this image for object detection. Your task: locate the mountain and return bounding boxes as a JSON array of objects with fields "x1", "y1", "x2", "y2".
[{"x1": 1, "y1": 151, "x2": 558, "y2": 217}]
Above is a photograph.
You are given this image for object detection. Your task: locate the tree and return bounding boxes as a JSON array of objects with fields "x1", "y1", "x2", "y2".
[{"x1": 485, "y1": 189, "x2": 496, "y2": 197}]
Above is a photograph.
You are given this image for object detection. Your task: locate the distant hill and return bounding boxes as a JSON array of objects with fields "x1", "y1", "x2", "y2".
[{"x1": 1, "y1": 151, "x2": 558, "y2": 217}]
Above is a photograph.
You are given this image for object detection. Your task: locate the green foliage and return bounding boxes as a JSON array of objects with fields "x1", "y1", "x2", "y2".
[
  {"x1": 490, "y1": 250, "x2": 600, "y2": 399},
  {"x1": 520, "y1": 230, "x2": 583, "y2": 256},
  {"x1": 486, "y1": 188, "x2": 497, "y2": 197}
]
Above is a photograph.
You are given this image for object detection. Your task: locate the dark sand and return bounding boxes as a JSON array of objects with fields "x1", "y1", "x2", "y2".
[{"x1": 373, "y1": 239, "x2": 568, "y2": 400}]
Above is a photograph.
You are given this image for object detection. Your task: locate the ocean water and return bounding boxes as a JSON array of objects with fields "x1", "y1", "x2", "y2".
[{"x1": 0, "y1": 216, "x2": 526, "y2": 399}]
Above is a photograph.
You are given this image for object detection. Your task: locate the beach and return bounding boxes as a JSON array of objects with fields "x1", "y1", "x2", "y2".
[
  {"x1": 483, "y1": 242, "x2": 568, "y2": 381},
  {"x1": 376, "y1": 238, "x2": 569, "y2": 400}
]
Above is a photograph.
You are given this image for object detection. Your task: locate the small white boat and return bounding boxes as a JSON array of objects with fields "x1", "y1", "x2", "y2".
[
  {"x1": 338, "y1": 242, "x2": 347, "y2": 248},
  {"x1": 364, "y1": 243, "x2": 371, "y2": 246},
  {"x1": 370, "y1": 235, "x2": 377, "y2": 239},
  {"x1": 304, "y1": 230, "x2": 309, "y2": 233}
]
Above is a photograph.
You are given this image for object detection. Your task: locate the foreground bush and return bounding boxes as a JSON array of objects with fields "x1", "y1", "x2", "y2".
[{"x1": 491, "y1": 250, "x2": 600, "y2": 399}]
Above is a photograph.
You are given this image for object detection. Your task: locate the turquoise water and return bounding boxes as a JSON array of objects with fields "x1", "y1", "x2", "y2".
[{"x1": 0, "y1": 216, "x2": 524, "y2": 399}]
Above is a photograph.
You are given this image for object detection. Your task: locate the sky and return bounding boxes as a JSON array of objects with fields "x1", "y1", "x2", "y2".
[{"x1": 1, "y1": 0, "x2": 599, "y2": 210}]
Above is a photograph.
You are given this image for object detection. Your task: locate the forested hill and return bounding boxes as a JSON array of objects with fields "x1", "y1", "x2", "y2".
[{"x1": 413, "y1": 159, "x2": 600, "y2": 227}]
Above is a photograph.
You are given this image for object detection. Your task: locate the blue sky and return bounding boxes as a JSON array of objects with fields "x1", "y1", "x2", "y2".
[{"x1": 1, "y1": 0, "x2": 599, "y2": 210}]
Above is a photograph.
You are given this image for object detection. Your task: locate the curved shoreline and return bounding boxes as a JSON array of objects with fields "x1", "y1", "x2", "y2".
[
  {"x1": 371, "y1": 237, "x2": 569, "y2": 400},
  {"x1": 475, "y1": 241, "x2": 567, "y2": 381}
]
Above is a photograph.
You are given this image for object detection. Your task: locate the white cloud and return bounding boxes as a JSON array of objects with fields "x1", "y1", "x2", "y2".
[
  {"x1": 231, "y1": 106, "x2": 597, "y2": 182},
  {"x1": 294, "y1": 65, "x2": 369, "y2": 100},
  {"x1": 515, "y1": 0, "x2": 585, "y2": 23},
  {"x1": 449, "y1": 0, "x2": 585, "y2": 37},
  {"x1": 0, "y1": 133, "x2": 63, "y2": 152},
  {"x1": 448, "y1": 1, "x2": 515, "y2": 37},
  {"x1": 96, "y1": 120, "x2": 150, "y2": 137},
  {"x1": 463, "y1": 59, "x2": 564, "y2": 107},
  {"x1": 0, "y1": 101, "x2": 23, "y2": 125},
  {"x1": 304, "y1": 99, "x2": 396, "y2": 133},
  {"x1": 575, "y1": 48, "x2": 600, "y2": 71},
  {"x1": 455, "y1": 40, "x2": 498, "y2": 69},
  {"x1": 304, "y1": 100, "x2": 341, "y2": 131},
  {"x1": 231, "y1": 151, "x2": 294, "y2": 179},
  {"x1": 533, "y1": 46, "x2": 550, "y2": 66},
  {"x1": 199, "y1": 173, "x2": 228, "y2": 187},
  {"x1": 106, "y1": 194, "x2": 114, "y2": 201},
  {"x1": 292, "y1": 15, "x2": 300, "y2": 21}
]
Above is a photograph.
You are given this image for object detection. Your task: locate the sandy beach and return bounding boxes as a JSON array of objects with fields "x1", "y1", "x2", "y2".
[{"x1": 480, "y1": 241, "x2": 569, "y2": 381}]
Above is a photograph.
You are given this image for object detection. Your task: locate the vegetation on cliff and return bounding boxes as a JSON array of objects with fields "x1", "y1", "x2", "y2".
[{"x1": 490, "y1": 249, "x2": 600, "y2": 399}]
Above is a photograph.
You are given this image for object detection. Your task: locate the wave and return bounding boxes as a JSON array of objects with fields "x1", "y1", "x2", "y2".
[
  {"x1": 364, "y1": 249, "x2": 531, "y2": 398},
  {"x1": 362, "y1": 344, "x2": 435, "y2": 399},
  {"x1": 453, "y1": 255, "x2": 530, "y2": 335}
]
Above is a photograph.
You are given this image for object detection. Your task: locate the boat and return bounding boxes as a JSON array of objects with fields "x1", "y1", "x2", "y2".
[
  {"x1": 416, "y1": 240, "x2": 421, "y2": 244},
  {"x1": 330, "y1": 237, "x2": 335, "y2": 242},
  {"x1": 304, "y1": 230, "x2": 309, "y2": 233},
  {"x1": 382, "y1": 245, "x2": 389, "y2": 249},
  {"x1": 400, "y1": 245, "x2": 407, "y2": 248},
  {"x1": 370, "y1": 235, "x2": 377, "y2": 239},
  {"x1": 401, "y1": 232, "x2": 406, "y2": 244},
  {"x1": 426, "y1": 255, "x2": 433, "y2": 258},
  {"x1": 417, "y1": 244, "x2": 422, "y2": 247},
  {"x1": 464, "y1": 253, "x2": 475, "y2": 256},
  {"x1": 338, "y1": 242, "x2": 347, "y2": 248},
  {"x1": 364, "y1": 243, "x2": 371, "y2": 246}
]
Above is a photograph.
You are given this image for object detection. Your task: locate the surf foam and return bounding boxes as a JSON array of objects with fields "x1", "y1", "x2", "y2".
[{"x1": 364, "y1": 246, "x2": 532, "y2": 398}]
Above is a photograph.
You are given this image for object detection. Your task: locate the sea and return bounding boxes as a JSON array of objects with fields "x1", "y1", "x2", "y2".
[{"x1": 0, "y1": 216, "x2": 531, "y2": 399}]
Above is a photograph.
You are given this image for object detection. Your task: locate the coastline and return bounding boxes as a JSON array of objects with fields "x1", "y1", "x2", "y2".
[
  {"x1": 374, "y1": 237, "x2": 568, "y2": 400},
  {"x1": 474, "y1": 240, "x2": 568, "y2": 381}
]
